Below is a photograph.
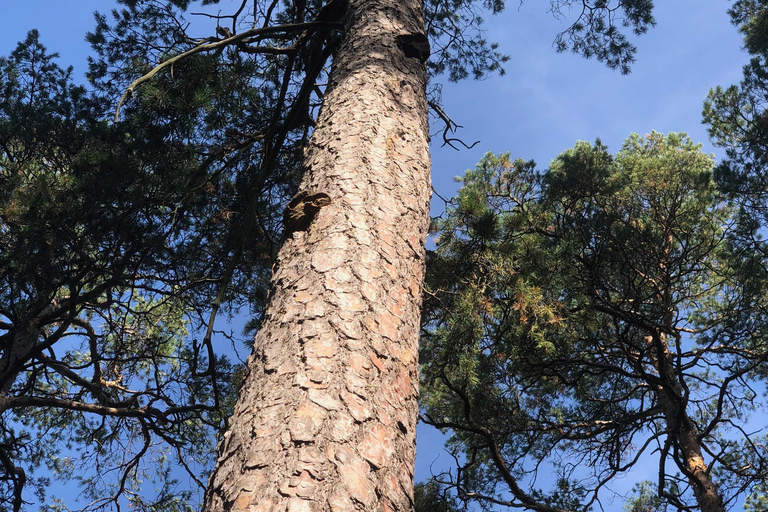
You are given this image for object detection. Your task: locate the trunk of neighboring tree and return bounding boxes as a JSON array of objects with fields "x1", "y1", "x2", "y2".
[
  {"x1": 0, "y1": 302, "x2": 59, "y2": 397},
  {"x1": 650, "y1": 237, "x2": 725, "y2": 512},
  {"x1": 651, "y1": 323, "x2": 725, "y2": 512},
  {"x1": 202, "y1": 0, "x2": 431, "y2": 509}
]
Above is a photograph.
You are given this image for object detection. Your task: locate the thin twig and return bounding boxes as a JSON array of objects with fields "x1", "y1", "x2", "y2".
[
  {"x1": 114, "y1": 21, "x2": 340, "y2": 122},
  {"x1": 428, "y1": 100, "x2": 480, "y2": 151}
]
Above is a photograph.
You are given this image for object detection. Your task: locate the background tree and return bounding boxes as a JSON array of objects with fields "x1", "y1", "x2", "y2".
[
  {"x1": 701, "y1": 2, "x2": 768, "y2": 508},
  {"x1": 0, "y1": 30, "x2": 278, "y2": 512},
  {"x1": 421, "y1": 133, "x2": 768, "y2": 512},
  {"x1": 704, "y1": 0, "x2": 768, "y2": 214},
  {"x1": 413, "y1": 479, "x2": 461, "y2": 512}
]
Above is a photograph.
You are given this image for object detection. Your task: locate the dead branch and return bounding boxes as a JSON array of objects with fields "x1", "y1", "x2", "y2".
[
  {"x1": 428, "y1": 100, "x2": 480, "y2": 151},
  {"x1": 114, "y1": 20, "x2": 342, "y2": 122}
]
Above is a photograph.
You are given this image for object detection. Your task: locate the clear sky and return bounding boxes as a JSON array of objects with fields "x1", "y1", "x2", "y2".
[
  {"x1": 1, "y1": 1, "x2": 745, "y2": 200},
  {"x1": 0, "y1": 0, "x2": 751, "y2": 508},
  {"x1": 428, "y1": 1, "x2": 745, "y2": 199}
]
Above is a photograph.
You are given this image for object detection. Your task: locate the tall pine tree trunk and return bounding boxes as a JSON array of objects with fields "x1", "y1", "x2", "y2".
[
  {"x1": 202, "y1": 0, "x2": 431, "y2": 509},
  {"x1": 653, "y1": 330, "x2": 725, "y2": 512}
]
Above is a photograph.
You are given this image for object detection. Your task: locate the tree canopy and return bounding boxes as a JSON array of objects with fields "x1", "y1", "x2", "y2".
[
  {"x1": 421, "y1": 133, "x2": 768, "y2": 512},
  {"x1": 0, "y1": 29, "x2": 269, "y2": 511},
  {"x1": 705, "y1": 0, "x2": 768, "y2": 211}
]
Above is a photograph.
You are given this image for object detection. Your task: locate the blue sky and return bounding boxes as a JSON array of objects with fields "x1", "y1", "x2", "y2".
[
  {"x1": 429, "y1": 1, "x2": 744, "y2": 191},
  {"x1": 0, "y1": 0, "x2": 753, "y2": 509},
  {"x1": 1, "y1": 1, "x2": 745, "y2": 200}
]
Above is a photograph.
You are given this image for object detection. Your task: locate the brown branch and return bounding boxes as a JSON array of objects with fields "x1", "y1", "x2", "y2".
[
  {"x1": 114, "y1": 21, "x2": 342, "y2": 122},
  {"x1": 428, "y1": 100, "x2": 480, "y2": 150},
  {"x1": 0, "y1": 445, "x2": 25, "y2": 512},
  {"x1": 0, "y1": 394, "x2": 215, "y2": 419},
  {"x1": 35, "y1": 355, "x2": 121, "y2": 408},
  {"x1": 69, "y1": 317, "x2": 104, "y2": 387},
  {"x1": 426, "y1": 371, "x2": 575, "y2": 512}
]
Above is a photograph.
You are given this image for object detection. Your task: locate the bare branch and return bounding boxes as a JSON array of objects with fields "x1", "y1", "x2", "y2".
[{"x1": 114, "y1": 21, "x2": 342, "y2": 122}]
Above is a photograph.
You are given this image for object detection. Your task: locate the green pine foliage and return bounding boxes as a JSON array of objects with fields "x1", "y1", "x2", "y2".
[
  {"x1": 0, "y1": 30, "x2": 270, "y2": 511},
  {"x1": 421, "y1": 133, "x2": 768, "y2": 511},
  {"x1": 414, "y1": 479, "x2": 462, "y2": 512},
  {"x1": 704, "y1": 1, "x2": 768, "y2": 207}
]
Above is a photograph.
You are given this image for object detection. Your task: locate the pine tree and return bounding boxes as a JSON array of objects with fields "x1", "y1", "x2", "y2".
[
  {"x1": 0, "y1": 30, "x2": 255, "y2": 510},
  {"x1": 422, "y1": 133, "x2": 768, "y2": 512}
]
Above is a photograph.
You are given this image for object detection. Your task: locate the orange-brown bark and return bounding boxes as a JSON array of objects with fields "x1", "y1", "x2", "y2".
[
  {"x1": 652, "y1": 331, "x2": 725, "y2": 512},
  {"x1": 202, "y1": 0, "x2": 431, "y2": 509}
]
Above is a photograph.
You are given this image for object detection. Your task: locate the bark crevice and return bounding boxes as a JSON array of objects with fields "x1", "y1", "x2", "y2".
[{"x1": 202, "y1": 0, "x2": 430, "y2": 508}]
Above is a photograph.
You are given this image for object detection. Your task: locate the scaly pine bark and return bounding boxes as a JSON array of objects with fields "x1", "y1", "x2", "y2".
[{"x1": 201, "y1": 0, "x2": 431, "y2": 509}]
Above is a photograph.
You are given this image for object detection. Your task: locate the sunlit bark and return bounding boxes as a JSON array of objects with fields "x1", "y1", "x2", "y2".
[{"x1": 202, "y1": 0, "x2": 431, "y2": 508}]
